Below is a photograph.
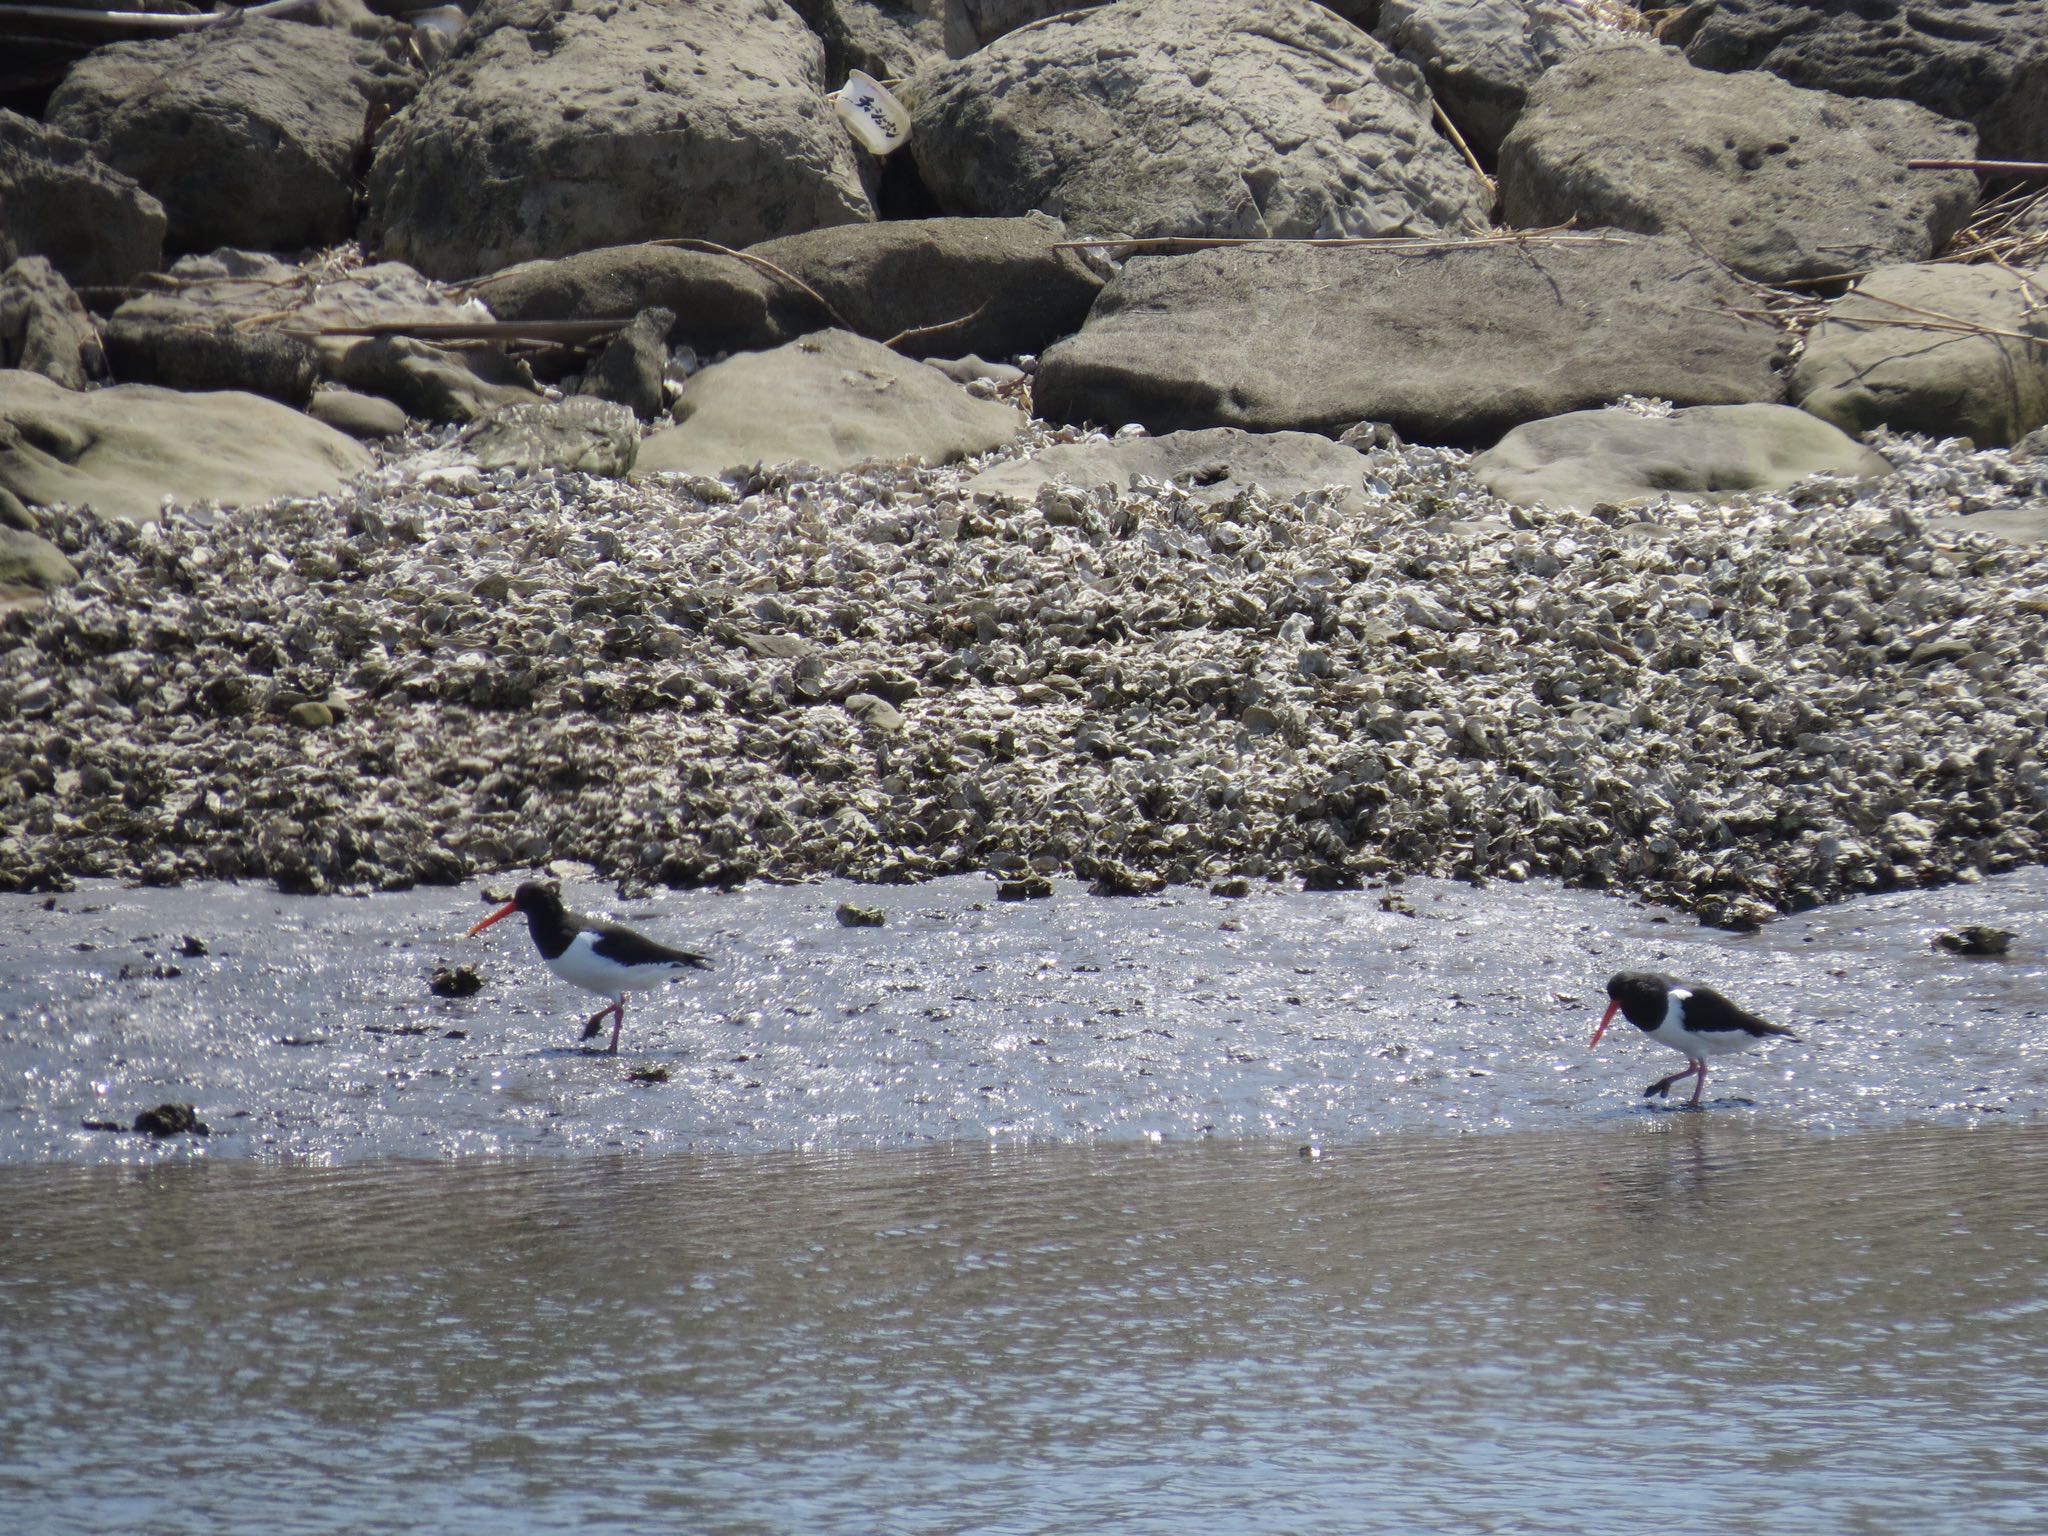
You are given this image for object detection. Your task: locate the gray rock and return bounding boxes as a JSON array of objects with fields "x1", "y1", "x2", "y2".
[
  {"x1": 1927, "y1": 504, "x2": 2048, "y2": 544},
  {"x1": 910, "y1": 0, "x2": 1489, "y2": 241},
  {"x1": 47, "y1": 16, "x2": 421, "y2": 254},
  {"x1": 0, "y1": 368, "x2": 370, "y2": 523},
  {"x1": 1374, "y1": 0, "x2": 1610, "y2": 153},
  {"x1": 115, "y1": 251, "x2": 482, "y2": 341},
  {"x1": 578, "y1": 307, "x2": 675, "y2": 421},
  {"x1": 635, "y1": 328, "x2": 1024, "y2": 477},
  {"x1": 939, "y1": 0, "x2": 1105, "y2": 55},
  {"x1": 968, "y1": 427, "x2": 1377, "y2": 512},
  {"x1": 1676, "y1": 0, "x2": 2048, "y2": 161},
  {"x1": 0, "y1": 257, "x2": 105, "y2": 391},
  {"x1": 101, "y1": 318, "x2": 320, "y2": 406},
  {"x1": 469, "y1": 243, "x2": 828, "y2": 359},
  {"x1": 0, "y1": 109, "x2": 165, "y2": 289},
  {"x1": 366, "y1": 0, "x2": 872, "y2": 281},
  {"x1": 1035, "y1": 234, "x2": 1786, "y2": 443},
  {"x1": 327, "y1": 336, "x2": 543, "y2": 423},
  {"x1": 455, "y1": 397, "x2": 641, "y2": 477},
  {"x1": 0, "y1": 524, "x2": 77, "y2": 589},
  {"x1": 308, "y1": 387, "x2": 411, "y2": 438},
  {"x1": 1497, "y1": 44, "x2": 1978, "y2": 286},
  {"x1": 746, "y1": 215, "x2": 1103, "y2": 360},
  {"x1": 1470, "y1": 403, "x2": 1893, "y2": 510},
  {"x1": 807, "y1": 0, "x2": 945, "y2": 78},
  {"x1": 1790, "y1": 263, "x2": 2048, "y2": 448}
]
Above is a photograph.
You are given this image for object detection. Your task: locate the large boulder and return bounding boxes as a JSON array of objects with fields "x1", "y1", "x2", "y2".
[
  {"x1": 366, "y1": 0, "x2": 873, "y2": 281},
  {"x1": 1497, "y1": 44, "x2": 1977, "y2": 286},
  {"x1": 1373, "y1": 0, "x2": 1612, "y2": 154},
  {"x1": 0, "y1": 109, "x2": 165, "y2": 289},
  {"x1": 746, "y1": 215, "x2": 1103, "y2": 359},
  {"x1": 940, "y1": 0, "x2": 1375, "y2": 53},
  {"x1": 1034, "y1": 234, "x2": 1786, "y2": 444},
  {"x1": 635, "y1": 328, "x2": 1024, "y2": 476},
  {"x1": 910, "y1": 0, "x2": 1490, "y2": 241},
  {"x1": 1791, "y1": 263, "x2": 2048, "y2": 448},
  {"x1": 968, "y1": 428, "x2": 1379, "y2": 513},
  {"x1": 1470, "y1": 403, "x2": 1892, "y2": 510},
  {"x1": 46, "y1": 16, "x2": 422, "y2": 254},
  {"x1": 1675, "y1": 0, "x2": 2048, "y2": 161},
  {"x1": 0, "y1": 369, "x2": 370, "y2": 523},
  {"x1": 469, "y1": 243, "x2": 832, "y2": 358},
  {"x1": 802, "y1": 0, "x2": 946, "y2": 78}
]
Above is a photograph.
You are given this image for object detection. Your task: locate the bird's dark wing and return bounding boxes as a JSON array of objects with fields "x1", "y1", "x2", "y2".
[
  {"x1": 1691, "y1": 985, "x2": 1797, "y2": 1040},
  {"x1": 589, "y1": 919, "x2": 712, "y2": 970}
]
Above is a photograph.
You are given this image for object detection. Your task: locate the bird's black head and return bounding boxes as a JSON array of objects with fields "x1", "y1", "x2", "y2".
[
  {"x1": 510, "y1": 881, "x2": 564, "y2": 920},
  {"x1": 1605, "y1": 971, "x2": 1674, "y2": 1029}
]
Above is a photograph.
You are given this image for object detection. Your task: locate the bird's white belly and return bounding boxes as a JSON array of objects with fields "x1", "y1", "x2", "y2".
[{"x1": 546, "y1": 932, "x2": 674, "y2": 995}]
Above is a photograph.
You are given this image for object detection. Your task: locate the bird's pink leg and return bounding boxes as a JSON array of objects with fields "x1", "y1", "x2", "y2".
[
  {"x1": 1645, "y1": 1060, "x2": 1705, "y2": 1100},
  {"x1": 1689, "y1": 1060, "x2": 1707, "y2": 1106},
  {"x1": 607, "y1": 995, "x2": 626, "y2": 1055}
]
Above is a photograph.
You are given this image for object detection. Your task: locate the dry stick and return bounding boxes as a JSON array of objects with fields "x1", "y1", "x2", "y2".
[
  {"x1": 1432, "y1": 98, "x2": 1496, "y2": 202},
  {"x1": 0, "y1": 0, "x2": 323, "y2": 32},
  {"x1": 1906, "y1": 159, "x2": 2048, "y2": 177},
  {"x1": 1049, "y1": 223, "x2": 1620, "y2": 254},
  {"x1": 284, "y1": 318, "x2": 638, "y2": 345},
  {"x1": 883, "y1": 302, "x2": 990, "y2": 352}
]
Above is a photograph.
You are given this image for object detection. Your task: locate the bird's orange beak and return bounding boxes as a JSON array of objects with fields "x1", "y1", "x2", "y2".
[
  {"x1": 467, "y1": 900, "x2": 519, "y2": 937},
  {"x1": 1590, "y1": 1000, "x2": 1619, "y2": 1050}
]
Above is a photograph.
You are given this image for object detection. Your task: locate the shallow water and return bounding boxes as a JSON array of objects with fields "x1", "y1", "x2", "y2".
[
  {"x1": 3, "y1": 1125, "x2": 2046, "y2": 1534},
  {"x1": 2, "y1": 871, "x2": 2045, "y2": 1160},
  {"x1": 4, "y1": 873, "x2": 2046, "y2": 1530}
]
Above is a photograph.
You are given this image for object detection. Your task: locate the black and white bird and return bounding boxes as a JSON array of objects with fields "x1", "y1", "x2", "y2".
[
  {"x1": 1590, "y1": 971, "x2": 1798, "y2": 1106},
  {"x1": 466, "y1": 882, "x2": 710, "y2": 1054}
]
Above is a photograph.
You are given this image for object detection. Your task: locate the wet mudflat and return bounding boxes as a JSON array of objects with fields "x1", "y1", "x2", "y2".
[
  {"x1": 1, "y1": 870, "x2": 2045, "y2": 1159},
  {"x1": 3, "y1": 872, "x2": 2046, "y2": 1531}
]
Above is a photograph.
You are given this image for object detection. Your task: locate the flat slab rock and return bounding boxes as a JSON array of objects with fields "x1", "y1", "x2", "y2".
[
  {"x1": 910, "y1": 0, "x2": 1489, "y2": 241},
  {"x1": 1791, "y1": 262, "x2": 2048, "y2": 449},
  {"x1": 634, "y1": 329, "x2": 1024, "y2": 478},
  {"x1": 1498, "y1": 43, "x2": 1978, "y2": 285},
  {"x1": 1470, "y1": 403, "x2": 1893, "y2": 511},
  {"x1": 0, "y1": 369, "x2": 369, "y2": 523},
  {"x1": 967, "y1": 428, "x2": 1376, "y2": 513},
  {"x1": 1034, "y1": 233, "x2": 1787, "y2": 444}
]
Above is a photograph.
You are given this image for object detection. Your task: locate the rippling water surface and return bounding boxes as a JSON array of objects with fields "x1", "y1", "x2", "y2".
[{"x1": 3, "y1": 873, "x2": 2046, "y2": 1530}]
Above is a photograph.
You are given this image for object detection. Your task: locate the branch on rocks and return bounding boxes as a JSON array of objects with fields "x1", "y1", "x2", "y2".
[
  {"x1": 287, "y1": 318, "x2": 638, "y2": 347},
  {"x1": 1431, "y1": 98, "x2": 1496, "y2": 205},
  {"x1": 883, "y1": 303, "x2": 989, "y2": 352},
  {"x1": 641, "y1": 237, "x2": 859, "y2": 335},
  {"x1": 1049, "y1": 222, "x2": 1624, "y2": 255},
  {"x1": 1906, "y1": 159, "x2": 2048, "y2": 178},
  {"x1": 0, "y1": 0, "x2": 323, "y2": 37}
]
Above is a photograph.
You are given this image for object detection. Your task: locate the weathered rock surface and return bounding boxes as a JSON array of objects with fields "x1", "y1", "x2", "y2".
[
  {"x1": 968, "y1": 428, "x2": 1378, "y2": 513},
  {"x1": 1373, "y1": 0, "x2": 1612, "y2": 153},
  {"x1": 910, "y1": 0, "x2": 1490, "y2": 240},
  {"x1": 0, "y1": 109, "x2": 165, "y2": 289},
  {"x1": 1497, "y1": 44, "x2": 1978, "y2": 285},
  {"x1": 326, "y1": 336, "x2": 544, "y2": 423},
  {"x1": 1675, "y1": 0, "x2": 2048, "y2": 161},
  {"x1": 452, "y1": 397, "x2": 641, "y2": 477},
  {"x1": 114, "y1": 251, "x2": 486, "y2": 340},
  {"x1": 578, "y1": 307, "x2": 675, "y2": 421},
  {"x1": 308, "y1": 387, "x2": 410, "y2": 439},
  {"x1": 1035, "y1": 235, "x2": 1786, "y2": 443},
  {"x1": 0, "y1": 523, "x2": 77, "y2": 589},
  {"x1": 636, "y1": 328, "x2": 1024, "y2": 476},
  {"x1": 366, "y1": 0, "x2": 872, "y2": 281},
  {"x1": 0, "y1": 257, "x2": 105, "y2": 391},
  {"x1": 101, "y1": 319, "x2": 320, "y2": 406},
  {"x1": 465, "y1": 243, "x2": 829, "y2": 359},
  {"x1": 1470, "y1": 403, "x2": 1893, "y2": 510},
  {"x1": 0, "y1": 369, "x2": 369, "y2": 523},
  {"x1": 800, "y1": 0, "x2": 945, "y2": 78},
  {"x1": 46, "y1": 16, "x2": 421, "y2": 254},
  {"x1": 1791, "y1": 263, "x2": 2048, "y2": 449},
  {"x1": 747, "y1": 215, "x2": 1104, "y2": 360}
]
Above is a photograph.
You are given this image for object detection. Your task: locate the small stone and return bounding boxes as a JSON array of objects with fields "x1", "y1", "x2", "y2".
[
  {"x1": 843, "y1": 693, "x2": 905, "y2": 732},
  {"x1": 1089, "y1": 863, "x2": 1165, "y2": 897},
  {"x1": 176, "y1": 934, "x2": 208, "y2": 957},
  {"x1": 627, "y1": 1064, "x2": 671, "y2": 1084},
  {"x1": 286, "y1": 700, "x2": 334, "y2": 729},
  {"x1": 430, "y1": 963, "x2": 484, "y2": 997},
  {"x1": 835, "y1": 901, "x2": 887, "y2": 927},
  {"x1": 997, "y1": 875, "x2": 1054, "y2": 900},
  {"x1": 1210, "y1": 876, "x2": 1252, "y2": 898},
  {"x1": 1934, "y1": 926, "x2": 2015, "y2": 957},
  {"x1": 133, "y1": 1103, "x2": 209, "y2": 1137}
]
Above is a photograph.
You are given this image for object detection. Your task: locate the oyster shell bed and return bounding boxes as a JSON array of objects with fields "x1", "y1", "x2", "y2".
[{"x1": 4, "y1": 417, "x2": 2047, "y2": 922}]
